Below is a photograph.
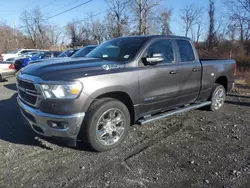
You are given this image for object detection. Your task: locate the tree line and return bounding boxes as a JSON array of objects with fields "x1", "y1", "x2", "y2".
[{"x1": 0, "y1": 0, "x2": 249, "y2": 65}]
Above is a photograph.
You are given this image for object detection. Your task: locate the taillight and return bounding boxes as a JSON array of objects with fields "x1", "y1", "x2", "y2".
[
  {"x1": 9, "y1": 64, "x2": 15, "y2": 69},
  {"x1": 233, "y1": 64, "x2": 237, "y2": 76}
]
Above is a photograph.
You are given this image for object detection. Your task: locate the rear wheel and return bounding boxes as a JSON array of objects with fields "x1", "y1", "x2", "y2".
[
  {"x1": 79, "y1": 98, "x2": 130, "y2": 152},
  {"x1": 209, "y1": 84, "x2": 226, "y2": 111}
]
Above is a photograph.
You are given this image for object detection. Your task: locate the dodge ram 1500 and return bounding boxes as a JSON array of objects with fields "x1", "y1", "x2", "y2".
[{"x1": 16, "y1": 35, "x2": 236, "y2": 151}]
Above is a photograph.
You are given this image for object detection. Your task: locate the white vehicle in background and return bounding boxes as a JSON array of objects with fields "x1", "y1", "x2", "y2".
[
  {"x1": 1, "y1": 49, "x2": 47, "y2": 61},
  {"x1": 0, "y1": 61, "x2": 16, "y2": 81}
]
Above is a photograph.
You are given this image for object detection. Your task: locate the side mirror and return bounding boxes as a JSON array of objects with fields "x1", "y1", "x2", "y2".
[{"x1": 143, "y1": 53, "x2": 164, "y2": 65}]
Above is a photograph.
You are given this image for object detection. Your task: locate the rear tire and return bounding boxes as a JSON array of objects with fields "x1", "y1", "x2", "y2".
[
  {"x1": 209, "y1": 84, "x2": 226, "y2": 111},
  {"x1": 79, "y1": 98, "x2": 130, "y2": 152}
]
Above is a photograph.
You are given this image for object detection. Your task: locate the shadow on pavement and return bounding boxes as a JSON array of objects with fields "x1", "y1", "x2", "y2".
[
  {"x1": 0, "y1": 79, "x2": 8, "y2": 83},
  {"x1": 225, "y1": 100, "x2": 250, "y2": 107},
  {"x1": 0, "y1": 75, "x2": 16, "y2": 83},
  {"x1": 4, "y1": 83, "x2": 17, "y2": 91},
  {"x1": 227, "y1": 93, "x2": 250, "y2": 99},
  {"x1": 0, "y1": 93, "x2": 52, "y2": 150}
]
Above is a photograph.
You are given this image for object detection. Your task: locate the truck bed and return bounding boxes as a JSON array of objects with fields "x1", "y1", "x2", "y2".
[{"x1": 198, "y1": 59, "x2": 236, "y2": 100}]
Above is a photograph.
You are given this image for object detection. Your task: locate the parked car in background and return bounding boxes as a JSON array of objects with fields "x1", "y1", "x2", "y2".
[
  {"x1": 29, "y1": 45, "x2": 97, "y2": 65},
  {"x1": 58, "y1": 49, "x2": 79, "y2": 57},
  {"x1": 4, "y1": 51, "x2": 44, "y2": 63},
  {"x1": 17, "y1": 35, "x2": 235, "y2": 151},
  {"x1": 0, "y1": 61, "x2": 16, "y2": 81},
  {"x1": 71, "y1": 45, "x2": 97, "y2": 58},
  {"x1": 20, "y1": 52, "x2": 40, "y2": 58},
  {"x1": 1, "y1": 49, "x2": 48, "y2": 61},
  {"x1": 14, "y1": 51, "x2": 61, "y2": 70}
]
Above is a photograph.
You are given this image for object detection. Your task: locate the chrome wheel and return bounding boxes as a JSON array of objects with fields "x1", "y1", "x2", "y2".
[
  {"x1": 96, "y1": 108, "x2": 125, "y2": 146},
  {"x1": 213, "y1": 88, "x2": 225, "y2": 110}
]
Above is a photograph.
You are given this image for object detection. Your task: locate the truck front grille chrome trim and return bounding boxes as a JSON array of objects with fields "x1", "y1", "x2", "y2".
[{"x1": 16, "y1": 74, "x2": 44, "y2": 108}]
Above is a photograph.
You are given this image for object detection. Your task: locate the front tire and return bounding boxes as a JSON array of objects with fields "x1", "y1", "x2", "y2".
[
  {"x1": 209, "y1": 84, "x2": 226, "y2": 111},
  {"x1": 79, "y1": 98, "x2": 130, "y2": 152}
]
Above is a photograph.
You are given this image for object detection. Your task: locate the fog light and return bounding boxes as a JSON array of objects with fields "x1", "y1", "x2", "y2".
[
  {"x1": 50, "y1": 122, "x2": 57, "y2": 128},
  {"x1": 47, "y1": 121, "x2": 68, "y2": 129},
  {"x1": 60, "y1": 122, "x2": 69, "y2": 129}
]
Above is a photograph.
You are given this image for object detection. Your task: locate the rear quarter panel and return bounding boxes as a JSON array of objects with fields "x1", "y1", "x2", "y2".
[{"x1": 198, "y1": 59, "x2": 236, "y2": 100}]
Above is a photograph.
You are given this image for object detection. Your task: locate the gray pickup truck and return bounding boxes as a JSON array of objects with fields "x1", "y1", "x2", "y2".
[{"x1": 16, "y1": 35, "x2": 236, "y2": 151}]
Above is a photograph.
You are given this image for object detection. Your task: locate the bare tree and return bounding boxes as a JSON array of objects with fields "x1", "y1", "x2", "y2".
[
  {"x1": 66, "y1": 19, "x2": 87, "y2": 47},
  {"x1": 130, "y1": 0, "x2": 161, "y2": 35},
  {"x1": 180, "y1": 3, "x2": 203, "y2": 37},
  {"x1": 89, "y1": 17, "x2": 106, "y2": 44},
  {"x1": 227, "y1": 23, "x2": 238, "y2": 41},
  {"x1": 105, "y1": 12, "x2": 117, "y2": 40},
  {"x1": 237, "y1": 0, "x2": 250, "y2": 14},
  {"x1": 47, "y1": 25, "x2": 62, "y2": 47},
  {"x1": 159, "y1": 9, "x2": 172, "y2": 35},
  {"x1": 0, "y1": 21, "x2": 33, "y2": 53},
  {"x1": 106, "y1": 0, "x2": 129, "y2": 38},
  {"x1": 224, "y1": 0, "x2": 250, "y2": 42},
  {"x1": 207, "y1": 0, "x2": 217, "y2": 48},
  {"x1": 21, "y1": 8, "x2": 46, "y2": 48},
  {"x1": 20, "y1": 7, "x2": 61, "y2": 49},
  {"x1": 195, "y1": 18, "x2": 204, "y2": 43}
]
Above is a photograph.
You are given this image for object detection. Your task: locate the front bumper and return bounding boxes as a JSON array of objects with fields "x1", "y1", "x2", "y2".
[{"x1": 17, "y1": 97, "x2": 85, "y2": 146}]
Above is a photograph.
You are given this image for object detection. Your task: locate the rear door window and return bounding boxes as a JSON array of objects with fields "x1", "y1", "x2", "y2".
[
  {"x1": 176, "y1": 40, "x2": 195, "y2": 62},
  {"x1": 20, "y1": 50, "x2": 37, "y2": 54}
]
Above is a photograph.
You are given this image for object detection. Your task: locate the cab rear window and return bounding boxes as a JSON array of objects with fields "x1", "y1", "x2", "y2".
[{"x1": 176, "y1": 40, "x2": 195, "y2": 62}]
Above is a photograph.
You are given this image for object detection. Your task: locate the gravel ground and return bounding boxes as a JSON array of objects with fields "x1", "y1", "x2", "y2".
[{"x1": 0, "y1": 77, "x2": 250, "y2": 188}]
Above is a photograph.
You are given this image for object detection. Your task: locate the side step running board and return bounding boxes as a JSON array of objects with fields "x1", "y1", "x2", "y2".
[{"x1": 137, "y1": 101, "x2": 211, "y2": 125}]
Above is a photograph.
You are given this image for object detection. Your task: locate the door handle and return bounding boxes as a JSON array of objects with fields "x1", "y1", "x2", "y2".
[
  {"x1": 192, "y1": 68, "x2": 200, "y2": 72},
  {"x1": 170, "y1": 70, "x2": 178, "y2": 74}
]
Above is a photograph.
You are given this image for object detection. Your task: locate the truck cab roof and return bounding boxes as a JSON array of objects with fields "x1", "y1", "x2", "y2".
[{"x1": 119, "y1": 35, "x2": 191, "y2": 41}]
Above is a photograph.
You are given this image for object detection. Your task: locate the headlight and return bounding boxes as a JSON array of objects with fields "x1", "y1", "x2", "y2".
[{"x1": 39, "y1": 82, "x2": 83, "y2": 99}]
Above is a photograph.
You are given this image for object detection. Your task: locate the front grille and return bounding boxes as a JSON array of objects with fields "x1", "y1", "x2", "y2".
[
  {"x1": 17, "y1": 79, "x2": 36, "y2": 91},
  {"x1": 19, "y1": 89, "x2": 37, "y2": 104},
  {"x1": 17, "y1": 78, "x2": 38, "y2": 106}
]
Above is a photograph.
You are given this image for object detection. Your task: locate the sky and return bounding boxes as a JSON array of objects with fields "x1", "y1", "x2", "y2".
[{"x1": 0, "y1": 0, "x2": 226, "y2": 37}]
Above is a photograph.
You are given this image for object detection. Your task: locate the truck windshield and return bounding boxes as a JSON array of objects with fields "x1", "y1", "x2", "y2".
[{"x1": 86, "y1": 38, "x2": 147, "y2": 61}]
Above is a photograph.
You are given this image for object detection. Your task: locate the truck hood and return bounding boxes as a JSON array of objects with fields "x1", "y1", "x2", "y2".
[{"x1": 20, "y1": 57, "x2": 125, "y2": 81}]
